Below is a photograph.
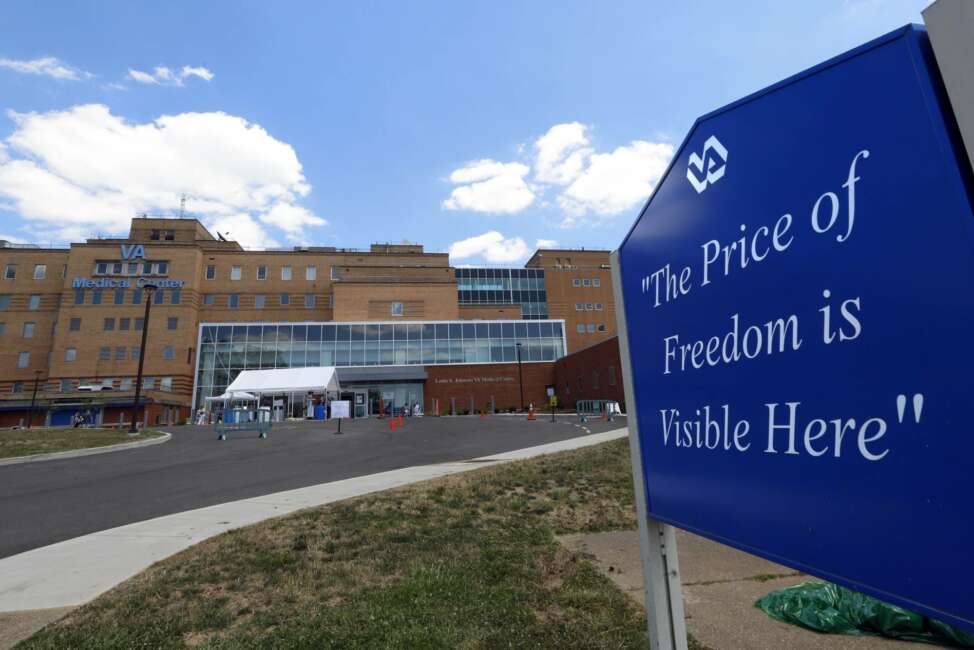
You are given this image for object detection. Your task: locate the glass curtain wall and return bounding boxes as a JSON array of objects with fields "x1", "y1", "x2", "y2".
[
  {"x1": 195, "y1": 320, "x2": 565, "y2": 409},
  {"x1": 455, "y1": 268, "x2": 547, "y2": 319}
]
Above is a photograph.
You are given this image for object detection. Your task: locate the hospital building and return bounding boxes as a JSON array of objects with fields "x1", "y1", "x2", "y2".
[{"x1": 0, "y1": 217, "x2": 622, "y2": 426}]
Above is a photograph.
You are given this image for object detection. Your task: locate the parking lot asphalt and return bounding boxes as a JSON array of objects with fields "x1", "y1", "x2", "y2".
[{"x1": 0, "y1": 415, "x2": 625, "y2": 559}]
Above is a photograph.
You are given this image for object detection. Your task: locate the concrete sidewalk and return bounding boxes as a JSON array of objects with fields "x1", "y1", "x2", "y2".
[
  {"x1": 0, "y1": 427, "x2": 625, "y2": 648},
  {"x1": 560, "y1": 530, "x2": 930, "y2": 650}
]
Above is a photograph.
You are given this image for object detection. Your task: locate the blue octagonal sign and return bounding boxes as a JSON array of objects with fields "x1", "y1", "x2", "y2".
[{"x1": 617, "y1": 25, "x2": 974, "y2": 631}]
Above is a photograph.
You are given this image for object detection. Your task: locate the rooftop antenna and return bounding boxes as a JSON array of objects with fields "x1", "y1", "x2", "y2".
[{"x1": 179, "y1": 194, "x2": 186, "y2": 219}]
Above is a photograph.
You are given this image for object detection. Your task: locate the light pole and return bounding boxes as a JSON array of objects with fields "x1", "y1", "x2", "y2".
[
  {"x1": 129, "y1": 283, "x2": 158, "y2": 434},
  {"x1": 515, "y1": 342, "x2": 524, "y2": 411},
  {"x1": 27, "y1": 369, "x2": 42, "y2": 429}
]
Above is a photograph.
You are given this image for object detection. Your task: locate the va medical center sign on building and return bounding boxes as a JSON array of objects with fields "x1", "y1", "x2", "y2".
[{"x1": 617, "y1": 26, "x2": 974, "y2": 630}]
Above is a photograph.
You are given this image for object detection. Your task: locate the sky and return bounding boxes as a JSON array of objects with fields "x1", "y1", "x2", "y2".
[{"x1": 0, "y1": 0, "x2": 930, "y2": 265}]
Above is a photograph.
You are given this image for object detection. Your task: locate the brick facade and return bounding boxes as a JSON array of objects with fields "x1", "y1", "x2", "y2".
[
  {"x1": 424, "y1": 362, "x2": 555, "y2": 414},
  {"x1": 552, "y1": 336, "x2": 625, "y2": 411}
]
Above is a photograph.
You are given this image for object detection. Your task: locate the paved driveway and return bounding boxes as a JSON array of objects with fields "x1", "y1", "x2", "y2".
[{"x1": 0, "y1": 415, "x2": 625, "y2": 559}]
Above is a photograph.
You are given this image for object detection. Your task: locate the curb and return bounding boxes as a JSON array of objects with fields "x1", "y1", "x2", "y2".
[{"x1": 0, "y1": 432, "x2": 172, "y2": 467}]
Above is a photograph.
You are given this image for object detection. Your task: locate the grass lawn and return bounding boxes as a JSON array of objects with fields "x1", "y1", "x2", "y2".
[
  {"x1": 20, "y1": 437, "x2": 708, "y2": 649},
  {"x1": 0, "y1": 427, "x2": 166, "y2": 459}
]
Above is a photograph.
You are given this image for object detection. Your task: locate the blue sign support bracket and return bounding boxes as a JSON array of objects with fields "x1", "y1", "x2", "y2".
[{"x1": 611, "y1": 250, "x2": 688, "y2": 650}]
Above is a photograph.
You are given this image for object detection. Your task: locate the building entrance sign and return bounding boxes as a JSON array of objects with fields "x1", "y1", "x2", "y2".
[{"x1": 616, "y1": 25, "x2": 974, "y2": 637}]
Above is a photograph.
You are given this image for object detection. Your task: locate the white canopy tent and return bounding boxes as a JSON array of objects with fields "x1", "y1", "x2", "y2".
[
  {"x1": 225, "y1": 366, "x2": 341, "y2": 395},
  {"x1": 204, "y1": 390, "x2": 257, "y2": 402}
]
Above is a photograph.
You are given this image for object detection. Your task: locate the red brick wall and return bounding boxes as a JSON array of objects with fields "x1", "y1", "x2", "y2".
[
  {"x1": 552, "y1": 336, "x2": 626, "y2": 410},
  {"x1": 424, "y1": 362, "x2": 555, "y2": 413}
]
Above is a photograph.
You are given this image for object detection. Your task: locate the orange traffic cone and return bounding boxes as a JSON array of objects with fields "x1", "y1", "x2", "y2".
[
  {"x1": 398, "y1": 414, "x2": 404, "y2": 427},
  {"x1": 390, "y1": 418, "x2": 396, "y2": 432},
  {"x1": 480, "y1": 410, "x2": 485, "y2": 418},
  {"x1": 527, "y1": 406, "x2": 536, "y2": 421}
]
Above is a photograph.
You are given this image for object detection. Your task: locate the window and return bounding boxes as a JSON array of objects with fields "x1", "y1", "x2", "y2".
[
  {"x1": 585, "y1": 302, "x2": 594, "y2": 310},
  {"x1": 163, "y1": 345, "x2": 174, "y2": 360},
  {"x1": 92, "y1": 289, "x2": 102, "y2": 305},
  {"x1": 203, "y1": 294, "x2": 214, "y2": 306},
  {"x1": 33, "y1": 264, "x2": 46, "y2": 280},
  {"x1": 582, "y1": 278, "x2": 591, "y2": 287},
  {"x1": 281, "y1": 265, "x2": 292, "y2": 280},
  {"x1": 256, "y1": 265, "x2": 267, "y2": 280},
  {"x1": 0, "y1": 295, "x2": 9, "y2": 309},
  {"x1": 104, "y1": 317, "x2": 115, "y2": 331},
  {"x1": 331, "y1": 265, "x2": 340, "y2": 280},
  {"x1": 12, "y1": 381, "x2": 23, "y2": 393},
  {"x1": 120, "y1": 377, "x2": 133, "y2": 390},
  {"x1": 74, "y1": 290, "x2": 85, "y2": 305},
  {"x1": 119, "y1": 317, "x2": 130, "y2": 331},
  {"x1": 280, "y1": 293, "x2": 290, "y2": 306},
  {"x1": 131, "y1": 347, "x2": 141, "y2": 361},
  {"x1": 153, "y1": 289, "x2": 164, "y2": 305},
  {"x1": 576, "y1": 323, "x2": 585, "y2": 333},
  {"x1": 167, "y1": 317, "x2": 178, "y2": 330},
  {"x1": 574, "y1": 303, "x2": 583, "y2": 311},
  {"x1": 390, "y1": 301, "x2": 403, "y2": 317},
  {"x1": 60, "y1": 379, "x2": 71, "y2": 392},
  {"x1": 592, "y1": 370, "x2": 600, "y2": 389},
  {"x1": 150, "y1": 229, "x2": 160, "y2": 240},
  {"x1": 160, "y1": 377, "x2": 173, "y2": 392},
  {"x1": 135, "y1": 318, "x2": 144, "y2": 331},
  {"x1": 70, "y1": 317, "x2": 81, "y2": 331},
  {"x1": 28, "y1": 294, "x2": 40, "y2": 310},
  {"x1": 304, "y1": 294, "x2": 316, "y2": 308},
  {"x1": 608, "y1": 366, "x2": 617, "y2": 386},
  {"x1": 127, "y1": 262, "x2": 138, "y2": 275},
  {"x1": 64, "y1": 348, "x2": 77, "y2": 362},
  {"x1": 142, "y1": 262, "x2": 152, "y2": 274},
  {"x1": 598, "y1": 324, "x2": 606, "y2": 332},
  {"x1": 228, "y1": 294, "x2": 239, "y2": 309},
  {"x1": 163, "y1": 229, "x2": 174, "y2": 241},
  {"x1": 254, "y1": 294, "x2": 265, "y2": 309},
  {"x1": 17, "y1": 351, "x2": 29, "y2": 368},
  {"x1": 112, "y1": 263, "x2": 123, "y2": 274},
  {"x1": 142, "y1": 377, "x2": 155, "y2": 390},
  {"x1": 305, "y1": 265, "x2": 316, "y2": 281},
  {"x1": 22, "y1": 322, "x2": 34, "y2": 338},
  {"x1": 114, "y1": 289, "x2": 125, "y2": 305},
  {"x1": 230, "y1": 266, "x2": 242, "y2": 280},
  {"x1": 595, "y1": 302, "x2": 603, "y2": 311},
  {"x1": 116, "y1": 346, "x2": 126, "y2": 360},
  {"x1": 570, "y1": 278, "x2": 580, "y2": 287},
  {"x1": 205, "y1": 265, "x2": 216, "y2": 280},
  {"x1": 96, "y1": 262, "x2": 109, "y2": 275},
  {"x1": 587, "y1": 324, "x2": 596, "y2": 333},
  {"x1": 99, "y1": 346, "x2": 111, "y2": 360},
  {"x1": 4, "y1": 264, "x2": 16, "y2": 280},
  {"x1": 132, "y1": 289, "x2": 142, "y2": 305},
  {"x1": 593, "y1": 278, "x2": 601, "y2": 287},
  {"x1": 155, "y1": 262, "x2": 168, "y2": 275},
  {"x1": 171, "y1": 289, "x2": 180, "y2": 305}
]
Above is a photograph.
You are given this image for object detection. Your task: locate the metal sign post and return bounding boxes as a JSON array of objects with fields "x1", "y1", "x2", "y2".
[{"x1": 611, "y1": 250, "x2": 688, "y2": 650}]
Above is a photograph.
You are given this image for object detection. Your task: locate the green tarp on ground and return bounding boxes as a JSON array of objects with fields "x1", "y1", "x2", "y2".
[{"x1": 755, "y1": 581, "x2": 974, "y2": 647}]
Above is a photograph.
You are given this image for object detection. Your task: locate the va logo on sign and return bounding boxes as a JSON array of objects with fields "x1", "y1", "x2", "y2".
[
  {"x1": 686, "y1": 135, "x2": 728, "y2": 194},
  {"x1": 120, "y1": 244, "x2": 146, "y2": 260}
]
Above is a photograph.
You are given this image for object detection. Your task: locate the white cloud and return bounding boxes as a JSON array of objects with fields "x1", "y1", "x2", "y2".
[
  {"x1": 127, "y1": 69, "x2": 158, "y2": 84},
  {"x1": 442, "y1": 159, "x2": 535, "y2": 214},
  {"x1": 449, "y1": 230, "x2": 530, "y2": 263},
  {"x1": 207, "y1": 213, "x2": 280, "y2": 250},
  {"x1": 557, "y1": 140, "x2": 674, "y2": 223},
  {"x1": 259, "y1": 203, "x2": 327, "y2": 241},
  {"x1": 127, "y1": 64, "x2": 214, "y2": 87},
  {"x1": 533, "y1": 122, "x2": 592, "y2": 185},
  {"x1": 535, "y1": 238, "x2": 558, "y2": 249},
  {"x1": 181, "y1": 65, "x2": 214, "y2": 81},
  {"x1": 0, "y1": 142, "x2": 7, "y2": 163},
  {"x1": 0, "y1": 56, "x2": 91, "y2": 81},
  {"x1": 0, "y1": 104, "x2": 321, "y2": 246}
]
